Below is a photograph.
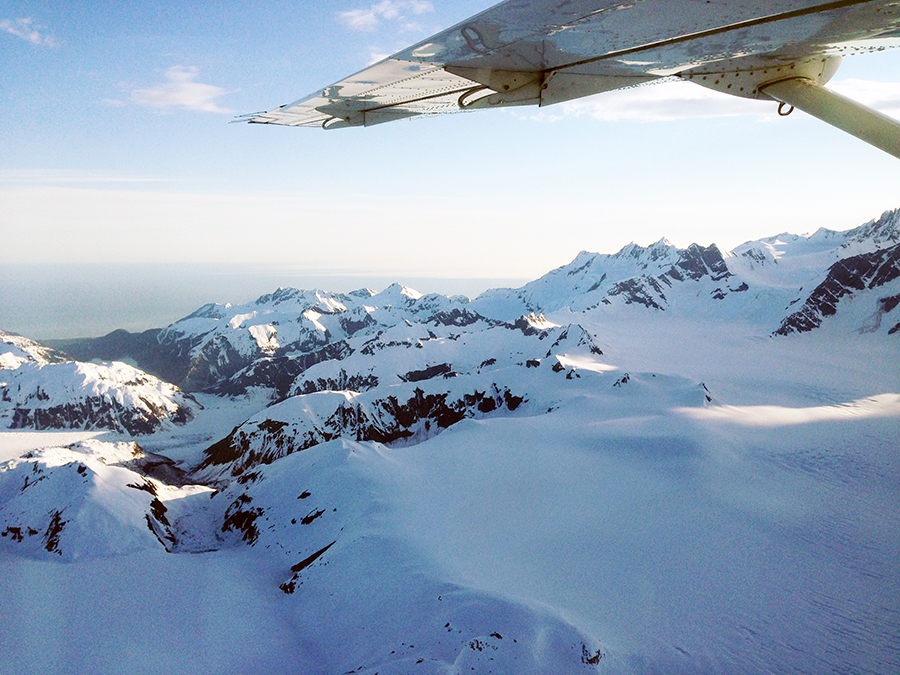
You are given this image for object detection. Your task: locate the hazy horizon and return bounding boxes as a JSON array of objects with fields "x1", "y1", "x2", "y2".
[
  {"x1": 4, "y1": 204, "x2": 898, "y2": 340},
  {"x1": 0, "y1": 262, "x2": 531, "y2": 340}
]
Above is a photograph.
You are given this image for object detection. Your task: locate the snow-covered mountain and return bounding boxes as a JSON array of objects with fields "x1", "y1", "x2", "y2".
[
  {"x1": 157, "y1": 284, "x2": 472, "y2": 392},
  {"x1": 474, "y1": 208, "x2": 900, "y2": 327},
  {"x1": 42, "y1": 208, "x2": 899, "y2": 404},
  {"x1": 1, "y1": 209, "x2": 898, "y2": 675},
  {"x1": 0, "y1": 331, "x2": 199, "y2": 435},
  {"x1": 774, "y1": 243, "x2": 900, "y2": 335}
]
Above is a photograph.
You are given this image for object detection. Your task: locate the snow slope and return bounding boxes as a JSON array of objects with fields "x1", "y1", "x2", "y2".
[{"x1": 0, "y1": 439, "x2": 212, "y2": 561}]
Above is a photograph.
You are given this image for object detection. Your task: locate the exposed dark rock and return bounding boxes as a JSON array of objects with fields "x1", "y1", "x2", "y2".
[
  {"x1": 291, "y1": 540, "x2": 336, "y2": 573},
  {"x1": 545, "y1": 326, "x2": 603, "y2": 357},
  {"x1": 126, "y1": 479, "x2": 158, "y2": 496},
  {"x1": 666, "y1": 243, "x2": 731, "y2": 283},
  {"x1": 340, "y1": 311, "x2": 377, "y2": 335},
  {"x1": 3, "y1": 527, "x2": 24, "y2": 542},
  {"x1": 221, "y1": 493, "x2": 263, "y2": 545},
  {"x1": 280, "y1": 541, "x2": 337, "y2": 594},
  {"x1": 294, "y1": 370, "x2": 379, "y2": 396},
  {"x1": 301, "y1": 508, "x2": 325, "y2": 525},
  {"x1": 10, "y1": 395, "x2": 192, "y2": 436},
  {"x1": 43, "y1": 510, "x2": 66, "y2": 555},
  {"x1": 149, "y1": 497, "x2": 170, "y2": 527},
  {"x1": 428, "y1": 308, "x2": 492, "y2": 327},
  {"x1": 215, "y1": 341, "x2": 354, "y2": 398},
  {"x1": 400, "y1": 363, "x2": 453, "y2": 383},
  {"x1": 880, "y1": 293, "x2": 900, "y2": 314},
  {"x1": 606, "y1": 277, "x2": 667, "y2": 310},
  {"x1": 582, "y1": 644, "x2": 603, "y2": 665},
  {"x1": 511, "y1": 315, "x2": 550, "y2": 336}
]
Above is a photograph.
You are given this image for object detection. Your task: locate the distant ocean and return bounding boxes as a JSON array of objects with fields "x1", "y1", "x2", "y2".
[{"x1": 1, "y1": 264, "x2": 528, "y2": 340}]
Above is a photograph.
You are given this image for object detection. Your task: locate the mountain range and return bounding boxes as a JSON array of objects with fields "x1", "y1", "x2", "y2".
[
  {"x1": 1, "y1": 209, "x2": 898, "y2": 675},
  {"x1": 40, "y1": 207, "x2": 900, "y2": 400}
]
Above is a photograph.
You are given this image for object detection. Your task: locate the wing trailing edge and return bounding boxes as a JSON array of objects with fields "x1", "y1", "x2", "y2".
[{"x1": 246, "y1": 0, "x2": 900, "y2": 156}]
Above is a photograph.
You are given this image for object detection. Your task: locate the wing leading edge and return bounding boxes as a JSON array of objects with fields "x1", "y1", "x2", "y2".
[{"x1": 248, "y1": 0, "x2": 900, "y2": 157}]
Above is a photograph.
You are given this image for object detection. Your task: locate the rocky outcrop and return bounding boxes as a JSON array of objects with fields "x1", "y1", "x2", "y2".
[
  {"x1": 194, "y1": 383, "x2": 526, "y2": 481},
  {"x1": 10, "y1": 396, "x2": 193, "y2": 436}
]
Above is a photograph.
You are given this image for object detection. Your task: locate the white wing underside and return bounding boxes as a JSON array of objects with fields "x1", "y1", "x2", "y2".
[
  {"x1": 251, "y1": 61, "x2": 483, "y2": 128},
  {"x1": 247, "y1": 0, "x2": 900, "y2": 154}
]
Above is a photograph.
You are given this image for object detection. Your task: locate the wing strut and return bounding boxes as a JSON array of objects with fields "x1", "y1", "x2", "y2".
[{"x1": 759, "y1": 78, "x2": 900, "y2": 159}]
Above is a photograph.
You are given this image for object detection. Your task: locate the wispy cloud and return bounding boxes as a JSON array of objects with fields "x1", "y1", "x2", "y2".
[
  {"x1": 556, "y1": 80, "x2": 771, "y2": 122},
  {"x1": 535, "y1": 78, "x2": 900, "y2": 123},
  {"x1": 830, "y1": 79, "x2": 900, "y2": 118},
  {"x1": 367, "y1": 50, "x2": 391, "y2": 64},
  {"x1": 0, "y1": 170, "x2": 166, "y2": 186},
  {"x1": 0, "y1": 17, "x2": 55, "y2": 46},
  {"x1": 338, "y1": 1, "x2": 433, "y2": 32},
  {"x1": 130, "y1": 66, "x2": 233, "y2": 114}
]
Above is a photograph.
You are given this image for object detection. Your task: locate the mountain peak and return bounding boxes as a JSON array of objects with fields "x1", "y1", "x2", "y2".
[
  {"x1": 375, "y1": 283, "x2": 423, "y2": 301},
  {"x1": 612, "y1": 238, "x2": 678, "y2": 263}
]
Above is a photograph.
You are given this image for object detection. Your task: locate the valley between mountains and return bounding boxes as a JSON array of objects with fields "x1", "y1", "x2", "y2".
[{"x1": 1, "y1": 209, "x2": 898, "y2": 674}]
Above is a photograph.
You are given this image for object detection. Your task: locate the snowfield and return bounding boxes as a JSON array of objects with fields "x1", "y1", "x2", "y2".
[{"x1": 1, "y1": 210, "x2": 898, "y2": 674}]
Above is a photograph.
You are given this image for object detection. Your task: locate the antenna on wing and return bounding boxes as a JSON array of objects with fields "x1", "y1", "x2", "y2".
[{"x1": 230, "y1": 112, "x2": 267, "y2": 124}]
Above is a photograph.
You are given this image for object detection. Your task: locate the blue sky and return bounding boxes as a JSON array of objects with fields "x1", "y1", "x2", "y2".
[{"x1": 2, "y1": 1, "x2": 900, "y2": 336}]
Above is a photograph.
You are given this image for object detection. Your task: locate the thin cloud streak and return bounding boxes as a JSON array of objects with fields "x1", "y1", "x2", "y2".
[
  {"x1": 558, "y1": 80, "x2": 772, "y2": 122},
  {"x1": 0, "y1": 17, "x2": 55, "y2": 46},
  {"x1": 338, "y1": 1, "x2": 433, "y2": 32},
  {"x1": 548, "y1": 78, "x2": 900, "y2": 123},
  {"x1": 831, "y1": 79, "x2": 900, "y2": 117},
  {"x1": 0, "y1": 170, "x2": 166, "y2": 186},
  {"x1": 131, "y1": 66, "x2": 233, "y2": 114}
]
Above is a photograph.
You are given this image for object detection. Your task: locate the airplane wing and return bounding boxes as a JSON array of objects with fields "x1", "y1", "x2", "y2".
[{"x1": 247, "y1": 0, "x2": 900, "y2": 157}]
